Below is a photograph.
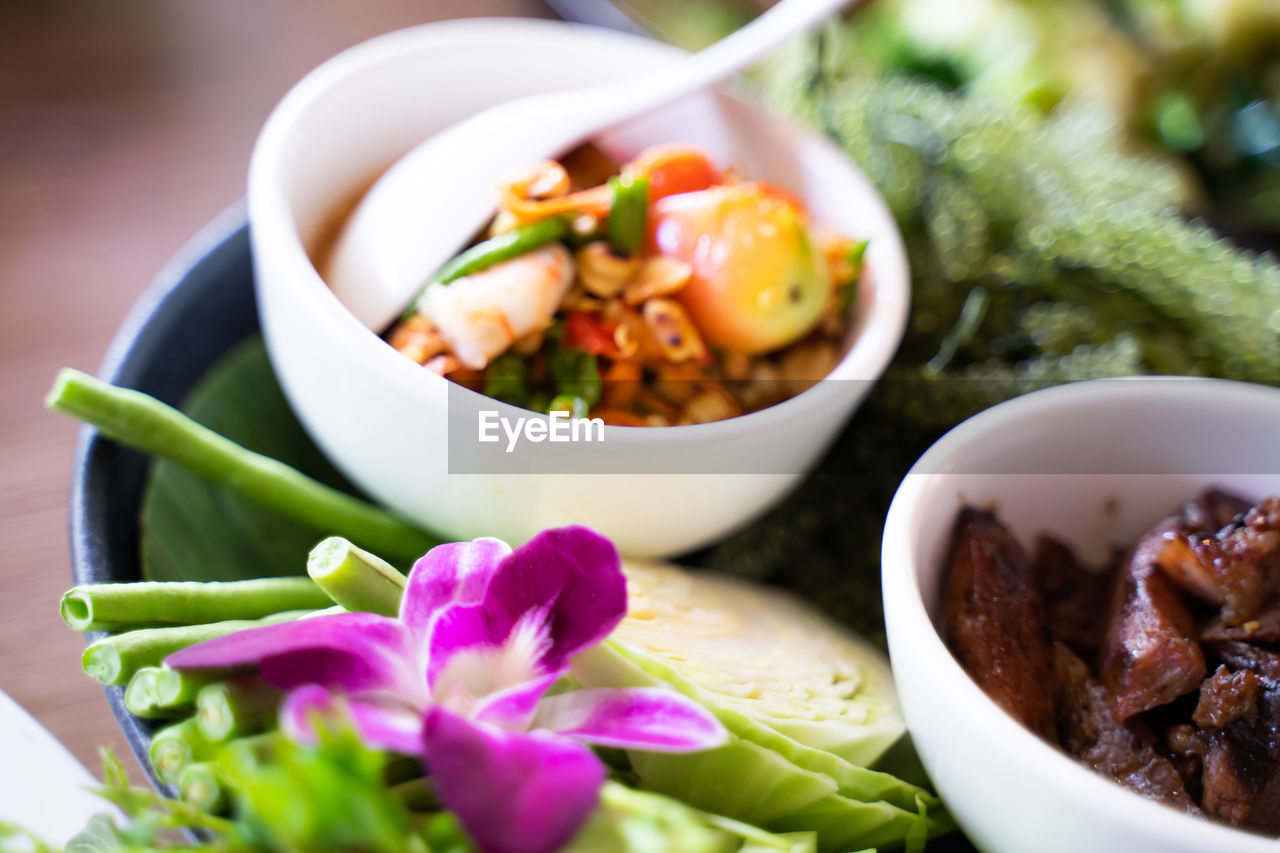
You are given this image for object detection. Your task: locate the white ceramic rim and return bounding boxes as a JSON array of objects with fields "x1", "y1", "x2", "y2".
[
  {"x1": 882, "y1": 377, "x2": 1280, "y2": 852},
  {"x1": 248, "y1": 17, "x2": 910, "y2": 449}
]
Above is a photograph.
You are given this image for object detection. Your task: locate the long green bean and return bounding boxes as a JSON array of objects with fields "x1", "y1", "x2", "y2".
[
  {"x1": 607, "y1": 174, "x2": 649, "y2": 255},
  {"x1": 196, "y1": 677, "x2": 280, "y2": 742},
  {"x1": 155, "y1": 667, "x2": 227, "y2": 712},
  {"x1": 178, "y1": 762, "x2": 226, "y2": 813},
  {"x1": 61, "y1": 577, "x2": 332, "y2": 632},
  {"x1": 216, "y1": 732, "x2": 278, "y2": 773},
  {"x1": 46, "y1": 370, "x2": 439, "y2": 565},
  {"x1": 82, "y1": 610, "x2": 312, "y2": 686},
  {"x1": 405, "y1": 216, "x2": 570, "y2": 319},
  {"x1": 149, "y1": 717, "x2": 218, "y2": 786},
  {"x1": 306, "y1": 537, "x2": 405, "y2": 617},
  {"x1": 124, "y1": 667, "x2": 164, "y2": 718}
]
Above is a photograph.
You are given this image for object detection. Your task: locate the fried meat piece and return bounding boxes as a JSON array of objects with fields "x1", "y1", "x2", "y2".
[
  {"x1": 1212, "y1": 642, "x2": 1280, "y2": 687},
  {"x1": 1102, "y1": 527, "x2": 1207, "y2": 720},
  {"x1": 1200, "y1": 723, "x2": 1280, "y2": 831},
  {"x1": 1032, "y1": 534, "x2": 1112, "y2": 659},
  {"x1": 1189, "y1": 658, "x2": 1280, "y2": 831},
  {"x1": 1202, "y1": 602, "x2": 1280, "y2": 644},
  {"x1": 944, "y1": 507, "x2": 1056, "y2": 740},
  {"x1": 1193, "y1": 666, "x2": 1260, "y2": 730},
  {"x1": 1053, "y1": 642, "x2": 1201, "y2": 814},
  {"x1": 1162, "y1": 723, "x2": 1206, "y2": 792},
  {"x1": 1182, "y1": 489, "x2": 1252, "y2": 534},
  {"x1": 1157, "y1": 496, "x2": 1280, "y2": 627}
]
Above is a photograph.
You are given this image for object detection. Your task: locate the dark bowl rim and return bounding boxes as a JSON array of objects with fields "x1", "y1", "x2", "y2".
[{"x1": 68, "y1": 202, "x2": 249, "y2": 786}]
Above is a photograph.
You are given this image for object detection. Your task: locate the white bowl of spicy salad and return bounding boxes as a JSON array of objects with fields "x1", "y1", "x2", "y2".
[{"x1": 249, "y1": 18, "x2": 909, "y2": 557}]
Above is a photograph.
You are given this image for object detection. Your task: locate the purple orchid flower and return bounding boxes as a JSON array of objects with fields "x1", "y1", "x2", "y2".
[{"x1": 167, "y1": 526, "x2": 726, "y2": 853}]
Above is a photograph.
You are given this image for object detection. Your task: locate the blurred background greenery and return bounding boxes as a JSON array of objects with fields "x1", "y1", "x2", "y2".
[{"x1": 566, "y1": 0, "x2": 1280, "y2": 236}]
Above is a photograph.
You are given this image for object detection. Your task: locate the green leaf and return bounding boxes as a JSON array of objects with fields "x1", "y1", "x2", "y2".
[
  {"x1": 140, "y1": 337, "x2": 358, "y2": 582},
  {"x1": 421, "y1": 813, "x2": 477, "y2": 853},
  {"x1": 43, "y1": 735, "x2": 442, "y2": 852},
  {"x1": 63, "y1": 813, "x2": 162, "y2": 853},
  {"x1": 89, "y1": 749, "x2": 235, "y2": 837},
  {"x1": 219, "y1": 724, "x2": 421, "y2": 852}
]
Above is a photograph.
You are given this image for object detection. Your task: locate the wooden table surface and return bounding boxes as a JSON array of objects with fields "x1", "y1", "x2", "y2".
[{"x1": 0, "y1": 0, "x2": 552, "y2": 779}]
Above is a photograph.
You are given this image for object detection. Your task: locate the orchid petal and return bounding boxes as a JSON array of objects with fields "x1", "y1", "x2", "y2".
[
  {"x1": 427, "y1": 602, "x2": 553, "y2": 694},
  {"x1": 490, "y1": 527, "x2": 625, "y2": 669},
  {"x1": 534, "y1": 687, "x2": 728, "y2": 752},
  {"x1": 423, "y1": 706, "x2": 604, "y2": 853},
  {"x1": 280, "y1": 684, "x2": 424, "y2": 756},
  {"x1": 401, "y1": 538, "x2": 512, "y2": 639},
  {"x1": 471, "y1": 672, "x2": 561, "y2": 731},
  {"x1": 428, "y1": 527, "x2": 625, "y2": 688},
  {"x1": 166, "y1": 613, "x2": 420, "y2": 698}
]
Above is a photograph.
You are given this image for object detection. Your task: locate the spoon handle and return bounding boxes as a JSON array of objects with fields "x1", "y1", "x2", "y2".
[
  {"x1": 632, "y1": 0, "x2": 853, "y2": 113},
  {"x1": 543, "y1": 0, "x2": 854, "y2": 151}
]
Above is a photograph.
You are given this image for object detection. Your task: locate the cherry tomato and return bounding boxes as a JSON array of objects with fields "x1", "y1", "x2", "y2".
[
  {"x1": 563, "y1": 310, "x2": 617, "y2": 356},
  {"x1": 625, "y1": 144, "x2": 722, "y2": 201},
  {"x1": 649, "y1": 183, "x2": 829, "y2": 354},
  {"x1": 751, "y1": 181, "x2": 808, "y2": 216}
]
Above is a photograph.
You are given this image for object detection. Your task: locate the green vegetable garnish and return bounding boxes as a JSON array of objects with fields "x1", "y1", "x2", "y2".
[
  {"x1": 547, "y1": 394, "x2": 590, "y2": 419},
  {"x1": 839, "y1": 239, "x2": 868, "y2": 315},
  {"x1": 550, "y1": 346, "x2": 603, "y2": 407},
  {"x1": 405, "y1": 216, "x2": 570, "y2": 319},
  {"x1": 56, "y1": 728, "x2": 835, "y2": 852},
  {"x1": 524, "y1": 392, "x2": 552, "y2": 415},
  {"x1": 218, "y1": 726, "x2": 435, "y2": 849},
  {"x1": 607, "y1": 173, "x2": 650, "y2": 256},
  {"x1": 482, "y1": 353, "x2": 528, "y2": 406}
]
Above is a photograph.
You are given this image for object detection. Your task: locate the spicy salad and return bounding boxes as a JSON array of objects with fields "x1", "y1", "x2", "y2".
[{"x1": 385, "y1": 143, "x2": 867, "y2": 426}]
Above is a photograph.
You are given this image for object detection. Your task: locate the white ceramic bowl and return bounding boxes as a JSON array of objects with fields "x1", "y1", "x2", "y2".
[
  {"x1": 882, "y1": 378, "x2": 1280, "y2": 853},
  {"x1": 248, "y1": 18, "x2": 908, "y2": 558}
]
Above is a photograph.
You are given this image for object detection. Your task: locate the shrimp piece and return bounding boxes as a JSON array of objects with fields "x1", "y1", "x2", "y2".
[
  {"x1": 388, "y1": 314, "x2": 447, "y2": 364},
  {"x1": 418, "y1": 244, "x2": 573, "y2": 369}
]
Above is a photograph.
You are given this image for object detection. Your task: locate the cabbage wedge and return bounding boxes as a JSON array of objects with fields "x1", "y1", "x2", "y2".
[
  {"x1": 571, "y1": 561, "x2": 952, "y2": 851},
  {"x1": 566, "y1": 782, "x2": 819, "y2": 853}
]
